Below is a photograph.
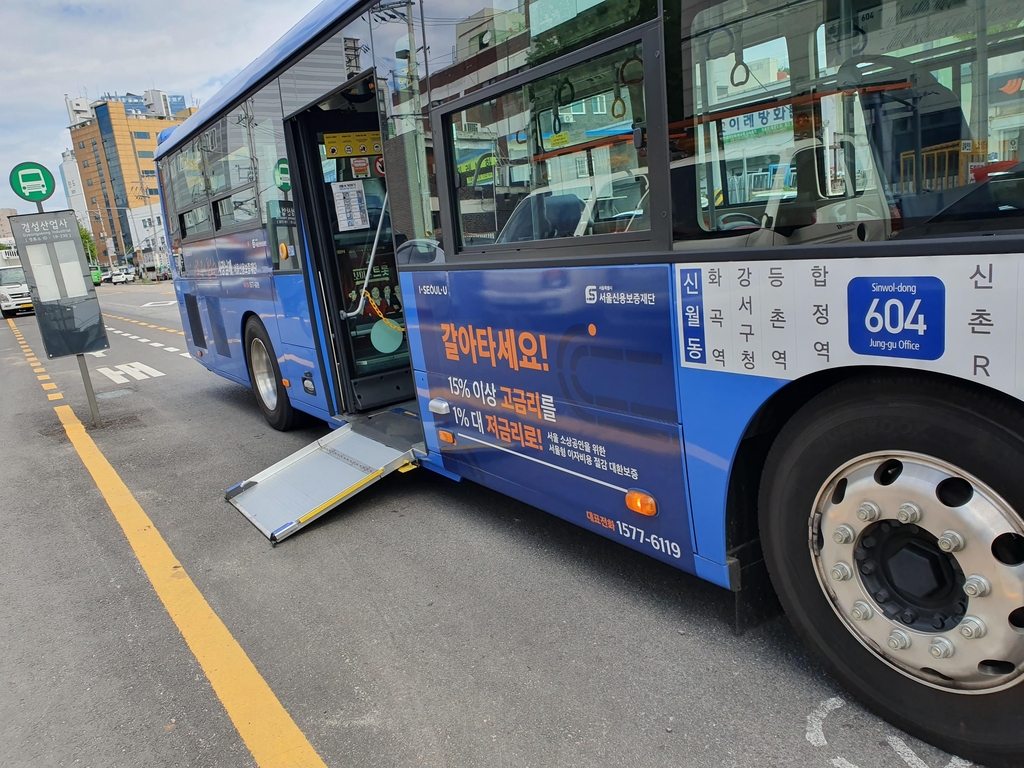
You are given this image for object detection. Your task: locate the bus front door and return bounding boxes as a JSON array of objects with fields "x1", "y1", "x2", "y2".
[{"x1": 289, "y1": 75, "x2": 415, "y2": 415}]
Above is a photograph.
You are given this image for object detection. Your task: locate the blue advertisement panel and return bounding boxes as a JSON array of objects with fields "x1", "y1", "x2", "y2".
[
  {"x1": 410, "y1": 265, "x2": 694, "y2": 571},
  {"x1": 847, "y1": 276, "x2": 945, "y2": 360},
  {"x1": 178, "y1": 230, "x2": 274, "y2": 302}
]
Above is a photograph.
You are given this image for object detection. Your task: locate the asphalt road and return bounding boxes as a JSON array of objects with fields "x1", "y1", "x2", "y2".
[{"x1": 0, "y1": 282, "x2": 972, "y2": 767}]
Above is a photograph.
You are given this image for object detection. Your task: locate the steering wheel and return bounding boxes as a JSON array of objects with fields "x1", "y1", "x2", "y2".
[{"x1": 717, "y1": 212, "x2": 761, "y2": 231}]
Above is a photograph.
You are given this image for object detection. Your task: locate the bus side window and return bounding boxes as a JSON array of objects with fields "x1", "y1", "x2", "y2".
[
  {"x1": 672, "y1": 0, "x2": 1024, "y2": 248},
  {"x1": 448, "y1": 42, "x2": 651, "y2": 251}
]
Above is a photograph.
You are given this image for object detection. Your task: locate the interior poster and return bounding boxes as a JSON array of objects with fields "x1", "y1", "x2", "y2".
[{"x1": 331, "y1": 180, "x2": 370, "y2": 232}]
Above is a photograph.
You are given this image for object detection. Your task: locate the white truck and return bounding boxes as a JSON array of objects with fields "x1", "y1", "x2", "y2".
[{"x1": 0, "y1": 264, "x2": 33, "y2": 318}]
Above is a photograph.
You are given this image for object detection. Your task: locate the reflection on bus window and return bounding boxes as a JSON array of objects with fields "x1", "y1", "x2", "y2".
[
  {"x1": 670, "y1": 0, "x2": 1024, "y2": 246},
  {"x1": 450, "y1": 43, "x2": 649, "y2": 248}
]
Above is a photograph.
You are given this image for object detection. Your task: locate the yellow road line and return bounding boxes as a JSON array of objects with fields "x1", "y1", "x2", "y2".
[
  {"x1": 53, "y1": 407, "x2": 328, "y2": 768},
  {"x1": 42, "y1": 382, "x2": 57, "y2": 391},
  {"x1": 47, "y1": 393, "x2": 63, "y2": 401}
]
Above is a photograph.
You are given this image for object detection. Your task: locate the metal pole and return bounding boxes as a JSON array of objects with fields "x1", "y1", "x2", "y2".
[
  {"x1": 77, "y1": 354, "x2": 102, "y2": 427},
  {"x1": 36, "y1": 201, "x2": 45, "y2": 213}
]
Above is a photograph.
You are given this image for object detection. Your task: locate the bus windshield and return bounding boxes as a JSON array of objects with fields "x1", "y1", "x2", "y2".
[{"x1": 0, "y1": 267, "x2": 26, "y2": 286}]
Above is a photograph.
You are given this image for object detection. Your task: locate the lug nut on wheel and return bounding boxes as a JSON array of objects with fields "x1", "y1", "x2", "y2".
[
  {"x1": 897, "y1": 502, "x2": 922, "y2": 524},
  {"x1": 850, "y1": 601, "x2": 873, "y2": 621},
  {"x1": 887, "y1": 629, "x2": 912, "y2": 650},
  {"x1": 937, "y1": 529, "x2": 966, "y2": 553},
  {"x1": 959, "y1": 616, "x2": 987, "y2": 639},
  {"x1": 857, "y1": 502, "x2": 880, "y2": 522},
  {"x1": 929, "y1": 637, "x2": 955, "y2": 659},
  {"x1": 830, "y1": 562, "x2": 854, "y2": 582},
  {"x1": 832, "y1": 524, "x2": 856, "y2": 545},
  {"x1": 963, "y1": 575, "x2": 991, "y2": 598}
]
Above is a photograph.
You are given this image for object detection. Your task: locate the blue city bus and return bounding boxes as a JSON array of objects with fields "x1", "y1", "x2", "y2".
[{"x1": 155, "y1": 0, "x2": 1024, "y2": 763}]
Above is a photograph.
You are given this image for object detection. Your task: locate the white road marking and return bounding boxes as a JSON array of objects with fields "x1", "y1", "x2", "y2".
[
  {"x1": 831, "y1": 758, "x2": 860, "y2": 768},
  {"x1": 806, "y1": 697, "x2": 845, "y2": 747},
  {"x1": 180, "y1": 352, "x2": 191, "y2": 358},
  {"x1": 885, "y1": 735, "x2": 973, "y2": 767},
  {"x1": 141, "y1": 300, "x2": 176, "y2": 307},
  {"x1": 97, "y1": 367, "x2": 130, "y2": 384},
  {"x1": 164, "y1": 347, "x2": 179, "y2": 352},
  {"x1": 85, "y1": 350, "x2": 107, "y2": 357},
  {"x1": 137, "y1": 338, "x2": 150, "y2": 343},
  {"x1": 886, "y1": 736, "x2": 930, "y2": 768},
  {"x1": 99, "y1": 361, "x2": 167, "y2": 382},
  {"x1": 149, "y1": 342, "x2": 164, "y2": 348},
  {"x1": 127, "y1": 335, "x2": 139, "y2": 340},
  {"x1": 118, "y1": 362, "x2": 165, "y2": 379}
]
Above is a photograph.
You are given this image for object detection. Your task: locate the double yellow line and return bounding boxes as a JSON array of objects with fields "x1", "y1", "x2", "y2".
[
  {"x1": 6, "y1": 318, "x2": 326, "y2": 768},
  {"x1": 104, "y1": 312, "x2": 186, "y2": 336}
]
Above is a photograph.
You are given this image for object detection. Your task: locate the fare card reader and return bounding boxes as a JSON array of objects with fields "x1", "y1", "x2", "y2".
[{"x1": 10, "y1": 209, "x2": 108, "y2": 425}]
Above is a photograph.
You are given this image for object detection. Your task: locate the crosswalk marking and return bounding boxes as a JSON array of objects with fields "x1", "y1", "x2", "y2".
[
  {"x1": 164, "y1": 347, "x2": 180, "y2": 353},
  {"x1": 137, "y1": 338, "x2": 150, "y2": 343},
  {"x1": 149, "y1": 342, "x2": 164, "y2": 348}
]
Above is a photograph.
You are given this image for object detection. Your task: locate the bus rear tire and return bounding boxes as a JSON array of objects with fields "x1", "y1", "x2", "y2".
[
  {"x1": 244, "y1": 317, "x2": 295, "y2": 431},
  {"x1": 759, "y1": 375, "x2": 1024, "y2": 768}
]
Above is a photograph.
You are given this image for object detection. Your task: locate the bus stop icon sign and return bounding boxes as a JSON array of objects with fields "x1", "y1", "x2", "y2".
[{"x1": 9, "y1": 161, "x2": 56, "y2": 203}]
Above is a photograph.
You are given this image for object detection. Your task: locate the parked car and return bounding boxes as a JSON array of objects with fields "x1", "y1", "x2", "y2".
[
  {"x1": 100, "y1": 268, "x2": 112, "y2": 283},
  {"x1": 155, "y1": 269, "x2": 173, "y2": 281},
  {"x1": 111, "y1": 268, "x2": 135, "y2": 285},
  {"x1": 0, "y1": 265, "x2": 33, "y2": 318}
]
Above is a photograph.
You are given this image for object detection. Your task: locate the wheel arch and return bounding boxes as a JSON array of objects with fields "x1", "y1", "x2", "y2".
[
  {"x1": 725, "y1": 365, "x2": 1024, "y2": 569},
  {"x1": 239, "y1": 310, "x2": 264, "y2": 386}
]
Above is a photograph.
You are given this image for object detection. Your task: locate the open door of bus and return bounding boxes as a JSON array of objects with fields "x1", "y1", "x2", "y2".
[{"x1": 227, "y1": 74, "x2": 425, "y2": 543}]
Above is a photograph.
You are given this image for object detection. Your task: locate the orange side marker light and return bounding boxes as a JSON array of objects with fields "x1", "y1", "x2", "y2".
[
  {"x1": 625, "y1": 489, "x2": 657, "y2": 516},
  {"x1": 438, "y1": 430, "x2": 456, "y2": 444}
]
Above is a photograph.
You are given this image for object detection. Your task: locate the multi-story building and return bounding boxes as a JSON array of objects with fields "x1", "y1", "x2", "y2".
[
  {"x1": 0, "y1": 208, "x2": 17, "y2": 240},
  {"x1": 59, "y1": 150, "x2": 91, "y2": 230},
  {"x1": 67, "y1": 93, "x2": 195, "y2": 267}
]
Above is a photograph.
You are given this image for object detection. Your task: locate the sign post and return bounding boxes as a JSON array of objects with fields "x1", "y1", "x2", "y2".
[{"x1": 9, "y1": 206, "x2": 108, "y2": 427}]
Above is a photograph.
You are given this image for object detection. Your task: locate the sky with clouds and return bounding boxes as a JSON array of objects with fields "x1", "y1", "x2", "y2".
[{"x1": 0, "y1": 0, "x2": 322, "y2": 214}]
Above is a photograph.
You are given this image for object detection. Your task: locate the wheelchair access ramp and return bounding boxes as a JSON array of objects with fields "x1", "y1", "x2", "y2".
[{"x1": 225, "y1": 410, "x2": 421, "y2": 544}]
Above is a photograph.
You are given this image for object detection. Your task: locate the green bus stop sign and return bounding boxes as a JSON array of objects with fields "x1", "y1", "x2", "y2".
[{"x1": 9, "y1": 162, "x2": 56, "y2": 203}]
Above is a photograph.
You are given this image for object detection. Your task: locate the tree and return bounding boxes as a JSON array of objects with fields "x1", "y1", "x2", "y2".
[{"x1": 79, "y1": 223, "x2": 97, "y2": 263}]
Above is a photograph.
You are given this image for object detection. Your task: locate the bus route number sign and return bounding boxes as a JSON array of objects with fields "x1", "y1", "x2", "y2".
[{"x1": 847, "y1": 276, "x2": 945, "y2": 360}]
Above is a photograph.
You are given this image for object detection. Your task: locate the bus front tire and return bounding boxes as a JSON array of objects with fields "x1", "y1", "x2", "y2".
[
  {"x1": 759, "y1": 375, "x2": 1024, "y2": 768},
  {"x1": 244, "y1": 317, "x2": 295, "y2": 432}
]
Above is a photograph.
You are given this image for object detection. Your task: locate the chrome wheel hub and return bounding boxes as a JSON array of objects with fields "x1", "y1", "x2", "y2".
[
  {"x1": 812, "y1": 452, "x2": 1024, "y2": 692},
  {"x1": 250, "y1": 337, "x2": 278, "y2": 411}
]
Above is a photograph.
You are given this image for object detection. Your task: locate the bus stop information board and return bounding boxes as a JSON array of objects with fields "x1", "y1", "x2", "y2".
[{"x1": 10, "y1": 210, "x2": 110, "y2": 358}]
